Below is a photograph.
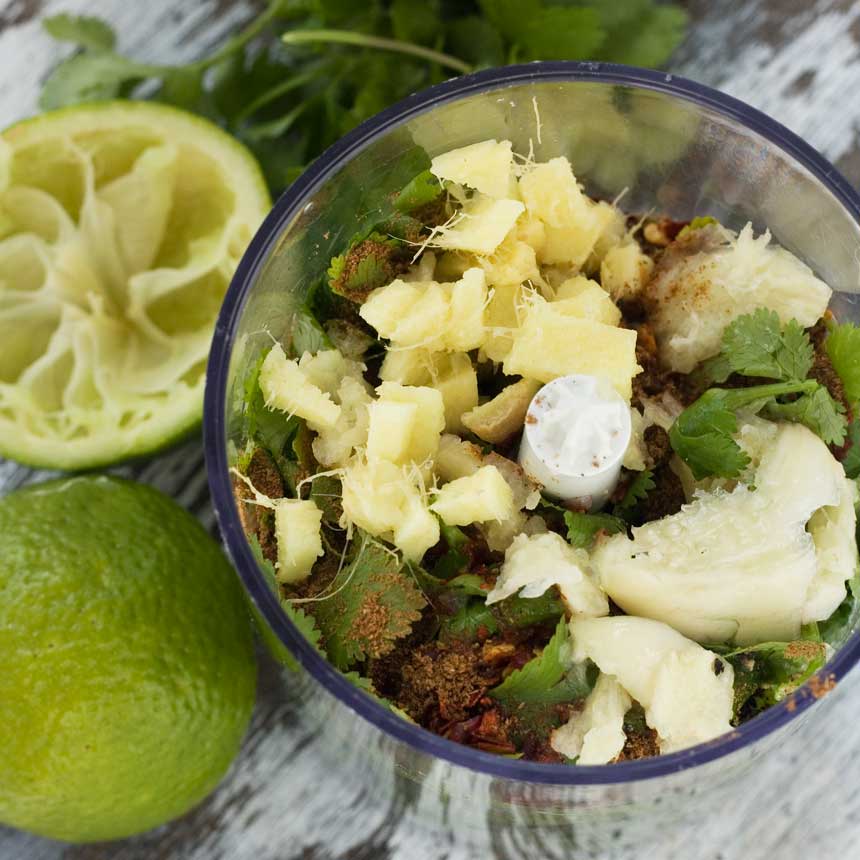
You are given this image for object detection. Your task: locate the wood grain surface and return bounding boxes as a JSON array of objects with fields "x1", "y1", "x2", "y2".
[{"x1": 3, "y1": 1, "x2": 860, "y2": 858}]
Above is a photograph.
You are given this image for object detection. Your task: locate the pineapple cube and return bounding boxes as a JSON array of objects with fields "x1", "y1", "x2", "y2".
[
  {"x1": 430, "y1": 465, "x2": 515, "y2": 526},
  {"x1": 259, "y1": 343, "x2": 340, "y2": 431},
  {"x1": 434, "y1": 195, "x2": 525, "y2": 255},
  {"x1": 392, "y1": 490, "x2": 441, "y2": 562},
  {"x1": 273, "y1": 498, "x2": 324, "y2": 583},
  {"x1": 298, "y1": 348, "x2": 363, "y2": 397},
  {"x1": 519, "y1": 157, "x2": 588, "y2": 227},
  {"x1": 340, "y1": 457, "x2": 438, "y2": 561},
  {"x1": 376, "y1": 381, "x2": 445, "y2": 465},
  {"x1": 553, "y1": 276, "x2": 621, "y2": 326},
  {"x1": 583, "y1": 201, "x2": 627, "y2": 274},
  {"x1": 431, "y1": 353, "x2": 479, "y2": 433},
  {"x1": 312, "y1": 376, "x2": 372, "y2": 467},
  {"x1": 430, "y1": 139, "x2": 516, "y2": 199},
  {"x1": 519, "y1": 158, "x2": 617, "y2": 267},
  {"x1": 540, "y1": 199, "x2": 618, "y2": 267},
  {"x1": 341, "y1": 458, "x2": 406, "y2": 537},
  {"x1": 366, "y1": 399, "x2": 418, "y2": 463},
  {"x1": 380, "y1": 350, "x2": 478, "y2": 433},
  {"x1": 481, "y1": 282, "x2": 524, "y2": 363},
  {"x1": 462, "y1": 378, "x2": 541, "y2": 444},
  {"x1": 478, "y1": 234, "x2": 541, "y2": 289},
  {"x1": 359, "y1": 279, "x2": 449, "y2": 349},
  {"x1": 443, "y1": 267, "x2": 487, "y2": 351},
  {"x1": 503, "y1": 297, "x2": 640, "y2": 400},
  {"x1": 600, "y1": 242, "x2": 655, "y2": 300},
  {"x1": 360, "y1": 269, "x2": 486, "y2": 351},
  {"x1": 435, "y1": 433, "x2": 483, "y2": 482},
  {"x1": 379, "y1": 347, "x2": 435, "y2": 385}
]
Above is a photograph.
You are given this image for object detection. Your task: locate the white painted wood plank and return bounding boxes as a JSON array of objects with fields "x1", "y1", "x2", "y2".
[{"x1": 2, "y1": 0, "x2": 860, "y2": 858}]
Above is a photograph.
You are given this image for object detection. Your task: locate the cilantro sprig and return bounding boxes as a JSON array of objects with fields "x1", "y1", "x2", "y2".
[
  {"x1": 41, "y1": 1, "x2": 688, "y2": 193},
  {"x1": 674, "y1": 311, "x2": 848, "y2": 478},
  {"x1": 564, "y1": 510, "x2": 626, "y2": 549}
]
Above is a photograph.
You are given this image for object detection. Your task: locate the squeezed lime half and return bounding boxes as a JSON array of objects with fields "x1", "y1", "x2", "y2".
[{"x1": 0, "y1": 101, "x2": 270, "y2": 469}]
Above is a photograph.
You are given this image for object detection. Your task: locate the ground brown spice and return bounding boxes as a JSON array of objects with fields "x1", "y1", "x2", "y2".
[
  {"x1": 784, "y1": 640, "x2": 826, "y2": 662},
  {"x1": 399, "y1": 641, "x2": 486, "y2": 723},
  {"x1": 643, "y1": 424, "x2": 672, "y2": 466},
  {"x1": 616, "y1": 726, "x2": 661, "y2": 761},
  {"x1": 806, "y1": 673, "x2": 837, "y2": 699},
  {"x1": 639, "y1": 465, "x2": 686, "y2": 523}
]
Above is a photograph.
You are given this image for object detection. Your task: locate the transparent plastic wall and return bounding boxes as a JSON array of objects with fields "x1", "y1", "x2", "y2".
[{"x1": 206, "y1": 67, "x2": 860, "y2": 855}]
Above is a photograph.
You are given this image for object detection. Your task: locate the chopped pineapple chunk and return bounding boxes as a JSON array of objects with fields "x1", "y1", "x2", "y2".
[
  {"x1": 503, "y1": 296, "x2": 640, "y2": 399},
  {"x1": 571, "y1": 615, "x2": 734, "y2": 754},
  {"x1": 360, "y1": 268, "x2": 487, "y2": 351},
  {"x1": 481, "y1": 282, "x2": 523, "y2": 363},
  {"x1": 298, "y1": 349, "x2": 364, "y2": 397},
  {"x1": 444, "y1": 267, "x2": 487, "y2": 351},
  {"x1": 312, "y1": 376, "x2": 372, "y2": 467},
  {"x1": 600, "y1": 241, "x2": 654, "y2": 301},
  {"x1": 518, "y1": 158, "x2": 615, "y2": 267},
  {"x1": 552, "y1": 275, "x2": 621, "y2": 326},
  {"x1": 430, "y1": 465, "x2": 514, "y2": 526},
  {"x1": 379, "y1": 347, "x2": 435, "y2": 385},
  {"x1": 376, "y1": 381, "x2": 445, "y2": 466},
  {"x1": 429, "y1": 139, "x2": 516, "y2": 199},
  {"x1": 359, "y1": 279, "x2": 449, "y2": 349},
  {"x1": 379, "y1": 350, "x2": 477, "y2": 433},
  {"x1": 366, "y1": 399, "x2": 418, "y2": 463},
  {"x1": 433, "y1": 195, "x2": 525, "y2": 255},
  {"x1": 519, "y1": 157, "x2": 589, "y2": 227},
  {"x1": 462, "y1": 378, "x2": 541, "y2": 444},
  {"x1": 551, "y1": 674, "x2": 631, "y2": 765},
  {"x1": 273, "y1": 498, "x2": 324, "y2": 583},
  {"x1": 486, "y1": 531, "x2": 609, "y2": 617},
  {"x1": 340, "y1": 457, "x2": 439, "y2": 561},
  {"x1": 432, "y1": 353, "x2": 479, "y2": 433},
  {"x1": 477, "y1": 233, "x2": 542, "y2": 289},
  {"x1": 259, "y1": 343, "x2": 340, "y2": 431},
  {"x1": 435, "y1": 433, "x2": 483, "y2": 481}
]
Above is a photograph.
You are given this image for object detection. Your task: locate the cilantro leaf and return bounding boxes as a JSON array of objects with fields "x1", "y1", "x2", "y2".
[
  {"x1": 517, "y1": 7, "x2": 605, "y2": 62},
  {"x1": 761, "y1": 386, "x2": 847, "y2": 447},
  {"x1": 726, "y1": 640, "x2": 826, "y2": 721},
  {"x1": 489, "y1": 616, "x2": 597, "y2": 743},
  {"x1": 391, "y1": 0, "x2": 442, "y2": 45},
  {"x1": 290, "y1": 299, "x2": 332, "y2": 357},
  {"x1": 825, "y1": 321, "x2": 860, "y2": 407},
  {"x1": 445, "y1": 16, "x2": 505, "y2": 68},
  {"x1": 393, "y1": 169, "x2": 443, "y2": 214},
  {"x1": 615, "y1": 469, "x2": 656, "y2": 514},
  {"x1": 249, "y1": 533, "x2": 324, "y2": 662},
  {"x1": 564, "y1": 510, "x2": 626, "y2": 549},
  {"x1": 669, "y1": 380, "x2": 820, "y2": 479},
  {"x1": 308, "y1": 534, "x2": 426, "y2": 670},
  {"x1": 243, "y1": 349, "x2": 299, "y2": 458},
  {"x1": 703, "y1": 309, "x2": 814, "y2": 383},
  {"x1": 440, "y1": 602, "x2": 499, "y2": 643},
  {"x1": 43, "y1": 13, "x2": 116, "y2": 50},
  {"x1": 40, "y1": 52, "x2": 156, "y2": 110},
  {"x1": 594, "y1": 3, "x2": 688, "y2": 68},
  {"x1": 817, "y1": 577, "x2": 860, "y2": 649},
  {"x1": 843, "y1": 420, "x2": 860, "y2": 480},
  {"x1": 327, "y1": 232, "x2": 410, "y2": 303}
]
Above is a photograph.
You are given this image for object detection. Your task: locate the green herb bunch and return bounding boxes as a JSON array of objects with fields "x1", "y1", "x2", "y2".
[{"x1": 41, "y1": 0, "x2": 688, "y2": 192}]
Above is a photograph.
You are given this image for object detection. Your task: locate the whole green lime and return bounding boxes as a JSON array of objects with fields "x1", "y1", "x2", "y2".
[{"x1": 0, "y1": 476, "x2": 257, "y2": 842}]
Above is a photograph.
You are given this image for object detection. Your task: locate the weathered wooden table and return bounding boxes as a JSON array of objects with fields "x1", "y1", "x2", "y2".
[{"x1": 3, "y1": 0, "x2": 860, "y2": 857}]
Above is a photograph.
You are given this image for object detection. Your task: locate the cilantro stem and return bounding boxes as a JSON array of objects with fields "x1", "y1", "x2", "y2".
[{"x1": 281, "y1": 29, "x2": 474, "y2": 75}]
